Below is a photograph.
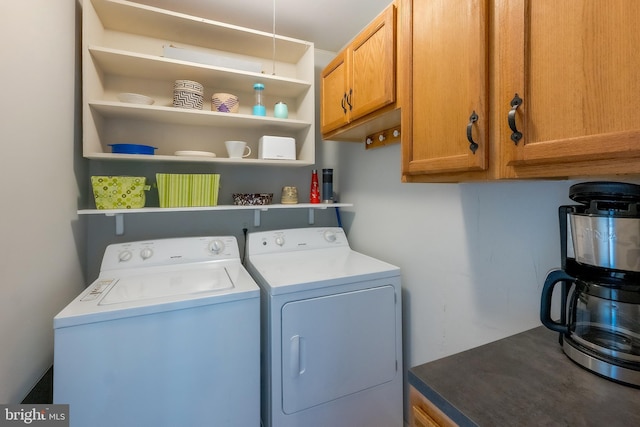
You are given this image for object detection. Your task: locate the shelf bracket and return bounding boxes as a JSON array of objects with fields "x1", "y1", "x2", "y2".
[
  {"x1": 254, "y1": 209, "x2": 261, "y2": 227},
  {"x1": 308, "y1": 208, "x2": 315, "y2": 224},
  {"x1": 107, "y1": 213, "x2": 125, "y2": 236}
]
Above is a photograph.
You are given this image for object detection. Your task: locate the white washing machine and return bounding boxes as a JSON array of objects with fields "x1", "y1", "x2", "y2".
[
  {"x1": 53, "y1": 236, "x2": 260, "y2": 427},
  {"x1": 245, "y1": 227, "x2": 403, "y2": 427}
]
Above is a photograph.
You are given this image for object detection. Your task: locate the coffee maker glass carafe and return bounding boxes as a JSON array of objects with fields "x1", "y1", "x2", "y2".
[{"x1": 540, "y1": 181, "x2": 640, "y2": 387}]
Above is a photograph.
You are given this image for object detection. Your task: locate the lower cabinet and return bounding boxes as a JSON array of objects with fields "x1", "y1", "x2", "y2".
[{"x1": 409, "y1": 386, "x2": 458, "y2": 427}]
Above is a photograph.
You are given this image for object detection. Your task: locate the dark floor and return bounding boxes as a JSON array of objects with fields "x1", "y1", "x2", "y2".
[{"x1": 21, "y1": 366, "x2": 53, "y2": 404}]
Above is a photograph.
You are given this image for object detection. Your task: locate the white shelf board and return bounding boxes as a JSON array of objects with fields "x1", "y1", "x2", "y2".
[
  {"x1": 78, "y1": 203, "x2": 353, "y2": 235},
  {"x1": 84, "y1": 152, "x2": 314, "y2": 166},
  {"x1": 78, "y1": 203, "x2": 352, "y2": 215},
  {"x1": 91, "y1": 0, "x2": 312, "y2": 63},
  {"x1": 90, "y1": 47, "x2": 312, "y2": 98},
  {"x1": 89, "y1": 101, "x2": 311, "y2": 129}
]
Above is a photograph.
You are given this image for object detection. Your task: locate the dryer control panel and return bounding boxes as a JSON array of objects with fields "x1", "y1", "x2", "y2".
[
  {"x1": 246, "y1": 227, "x2": 348, "y2": 256},
  {"x1": 100, "y1": 236, "x2": 240, "y2": 271}
]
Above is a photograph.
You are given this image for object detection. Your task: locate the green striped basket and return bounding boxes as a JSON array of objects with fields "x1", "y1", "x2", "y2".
[{"x1": 156, "y1": 174, "x2": 220, "y2": 207}]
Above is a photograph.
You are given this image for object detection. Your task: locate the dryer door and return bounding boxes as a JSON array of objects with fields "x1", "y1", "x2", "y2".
[{"x1": 281, "y1": 285, "x2": 397, "y2": 414}]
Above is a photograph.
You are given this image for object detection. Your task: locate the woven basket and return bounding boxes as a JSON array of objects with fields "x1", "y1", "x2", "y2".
[
  {"x1": 173, "y1": 80, "x2": 204, "y2": 109},
  {"x1": 211, "y1": 93, "x2": 239, "y2": 113}
]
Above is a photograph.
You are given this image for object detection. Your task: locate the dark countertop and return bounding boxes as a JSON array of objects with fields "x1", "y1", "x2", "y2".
[{"x1": 409, "y1": 326, "x2": 640, "y2": 427}]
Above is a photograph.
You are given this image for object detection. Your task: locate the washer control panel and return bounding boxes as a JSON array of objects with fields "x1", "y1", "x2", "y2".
[
  {"x1": 247, "y1": 227, "x2": 348, "y2": 256},
  {"x1": 100, "y1": 236, "x2": 239, "y2": 271}
]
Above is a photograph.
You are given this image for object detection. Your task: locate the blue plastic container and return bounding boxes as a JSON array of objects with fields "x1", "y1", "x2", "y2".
[{"x1": 109, "y1": 144, "x2": 157, "y2": 155}]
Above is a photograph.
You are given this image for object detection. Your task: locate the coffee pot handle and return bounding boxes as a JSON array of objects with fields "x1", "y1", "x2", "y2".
[{"x1": 540, "y1": 269, "x2": 574, "y2": 334}]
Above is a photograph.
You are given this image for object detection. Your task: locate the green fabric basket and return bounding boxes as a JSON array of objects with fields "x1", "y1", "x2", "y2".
[
  {"x1": 156, "y1": 174, "x2": 220, "y2": 207},
  {"x1": 91, "y1": 176, "x2": 149, "y2": 209}
]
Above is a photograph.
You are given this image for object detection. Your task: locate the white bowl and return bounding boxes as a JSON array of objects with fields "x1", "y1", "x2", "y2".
[{"x1": 117, "y1": 93, "x2": 155, "y2": 105}]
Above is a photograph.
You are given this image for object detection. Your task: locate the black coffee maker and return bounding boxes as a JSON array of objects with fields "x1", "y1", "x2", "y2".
[{"x1": 540, "y1": 181, "x2": 640, "y2": 387}]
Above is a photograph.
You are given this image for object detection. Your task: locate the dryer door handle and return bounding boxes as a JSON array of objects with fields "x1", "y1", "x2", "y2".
[{"x1": 289, "y1": 335, "x2": 306, "y2": 378}]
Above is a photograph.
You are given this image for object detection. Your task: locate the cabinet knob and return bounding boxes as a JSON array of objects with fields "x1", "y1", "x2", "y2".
[{"x1": 509, "y1": 93, "x2": 523, "y2": 145}]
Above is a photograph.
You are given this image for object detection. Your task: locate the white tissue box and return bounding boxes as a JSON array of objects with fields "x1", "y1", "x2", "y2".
[{"x1": 259, "y1": 136, "x2": 296, "y2": 160}]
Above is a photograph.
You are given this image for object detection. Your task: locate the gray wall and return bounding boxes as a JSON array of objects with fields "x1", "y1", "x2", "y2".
[{"x1": 0, "y1": 0, "x2": 86, "y2": 403}]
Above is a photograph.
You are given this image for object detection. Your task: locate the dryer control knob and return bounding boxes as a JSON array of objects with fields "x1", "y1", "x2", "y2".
[
  {"x1": 118, "y1": 250, "x2": 133, "y2": 262},
  {"x1": 140, "y1": 248, "x2": 153, "y2": 260},
  {"x1": 209, "y1": 239, "x2": 225, "y2": 254},
  {"x1": 323, "y1": 230, "x2": 337, "y2": 242},
  {"x1": 275, "y1": 236, "x2": 285, "y2": 246}
]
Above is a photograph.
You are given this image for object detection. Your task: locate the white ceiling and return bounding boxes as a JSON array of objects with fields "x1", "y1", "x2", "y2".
[{"x1": 129, "y1": 0, "x2": 393, "y2": 52}]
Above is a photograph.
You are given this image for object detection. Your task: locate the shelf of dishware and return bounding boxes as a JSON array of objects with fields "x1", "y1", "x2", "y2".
[{"x1": 84, "y1": 0, "x2": 316, "y2": 164}]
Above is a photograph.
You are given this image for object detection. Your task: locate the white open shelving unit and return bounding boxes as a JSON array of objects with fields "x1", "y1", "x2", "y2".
[
  {"x1": 80, "y1": 0, "x2": 349, "y2": 232},
  {"x1": 83, "y1": 0, "x2": 316, "y2": 165}
]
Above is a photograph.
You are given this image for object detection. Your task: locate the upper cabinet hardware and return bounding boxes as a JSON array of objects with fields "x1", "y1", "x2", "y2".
[
  {"x1": 466, "y1": 111, "x2": 479, "y2": 154},
  {"x1": 509, "y1": 93, "x2": 523, "y2": 145}
]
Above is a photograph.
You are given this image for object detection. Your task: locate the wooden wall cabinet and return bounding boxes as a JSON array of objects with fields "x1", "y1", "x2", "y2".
[
  {"x1": 401, "y1": 0, "x2": 640, "y2": 182},
  {"x1": 409, "y1": 386, "x2": 458, "y2": 427},
  {"x1": 498, "y1": 0, "x2": 640, "y2": 179},
  {"x1": 321, "y1": 3, "x2": 399, "y2": 142},
  {"x1": 401, "y1": 0, "x2": 489, "y2": 181}
]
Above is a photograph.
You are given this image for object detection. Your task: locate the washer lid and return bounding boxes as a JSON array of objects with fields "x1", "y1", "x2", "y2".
[
  {"x1": 99, "y1": 267, "x2": 233, "y2": 305},
  {"x1": 54, "y1": 262, "x2": 259, "y2": 328}
]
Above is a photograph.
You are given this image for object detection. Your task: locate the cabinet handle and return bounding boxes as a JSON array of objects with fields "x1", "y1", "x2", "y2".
[
  {"x1": 346, "y1": 88, "x2": 353, "y2": 111},
  {"x1": 341, "y1": 94, "x2": 347, "y2": 114},
  {"x1": 466, "y1": 111, "x2": 479, "y2": 154},
  {"x1": 508, "y1": 93, "x2": 523, "y2": 145}
]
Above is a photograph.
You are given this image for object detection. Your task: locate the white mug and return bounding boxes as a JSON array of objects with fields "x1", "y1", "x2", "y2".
[{"x1": 225, "y1": 140, "x2": 252, "y2": 158}]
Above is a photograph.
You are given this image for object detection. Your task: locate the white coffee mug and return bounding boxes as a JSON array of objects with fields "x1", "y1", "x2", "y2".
[{"x1": 225, "y1": 140, "x2": 252, "y2": 158}]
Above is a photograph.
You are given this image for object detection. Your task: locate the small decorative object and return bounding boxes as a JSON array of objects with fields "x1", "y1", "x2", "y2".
[
  {"x1": 310, "y1": 169, "x2": 320, "y2": 204},
  {"x1": 253, "y1": 83, "x2": 266, "y2": 116},
  {"x1": 173, "y1": 80, "x2": 203, "y2": 109},
  {"x1": 274, "y1": 101, "x2": 288, "y2": 119},
  {"x1": 211, "y1": 93, "x2": 239, "y2": 113},
  {"x1": 281, "y1": 186, "x2": 298, "y2": 204},
  {"x1": 232, "y1": 193, "x2": 274, "y2": 206}
]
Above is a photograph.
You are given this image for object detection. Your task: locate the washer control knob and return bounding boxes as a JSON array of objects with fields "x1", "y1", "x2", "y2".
[
  {"x1": 275, "y1": 236, "x2": 285, "y2": 246},
  {"x1": 209, "y1": 239, "x2": 225, "y2": 254},
  {"x1": 118, "y1": 250, "x2": 133, "y2": 262},
  {"x1": 324, "y1": 230, "x2": 337, "y2": 242},
  {"x1": 140, "y1": 247, "x2": 154, "y2": 260}
]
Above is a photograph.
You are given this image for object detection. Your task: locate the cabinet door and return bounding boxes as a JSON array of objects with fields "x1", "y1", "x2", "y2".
[
  {"x1": 349, "y1": 4, "x2": 396, "y2": 122},
  {"x1": 321, "y1": 51, "x2": 349, "y2": 134},
  {"x1": 403, "y1": 0, "x2": 489, "y2": 176},
  {"x1": 501, "y1": 0, "x2": 640, "y2": 177}
]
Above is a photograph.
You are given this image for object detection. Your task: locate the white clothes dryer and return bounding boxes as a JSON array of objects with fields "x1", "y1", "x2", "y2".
[
  {"x1": 245, "y1": 227, "x2": 403, "y2": 427},
  {"x1": 54, "y1": 236, "x2": 260, "y2": 427}
]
